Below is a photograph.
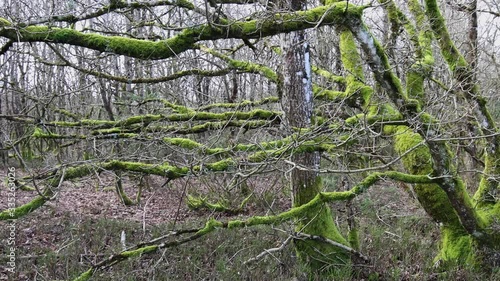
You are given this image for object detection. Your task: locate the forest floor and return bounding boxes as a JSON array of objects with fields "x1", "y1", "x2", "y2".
[{"x1": 0, "y1": 168, "x2": 498, "y2": 281}]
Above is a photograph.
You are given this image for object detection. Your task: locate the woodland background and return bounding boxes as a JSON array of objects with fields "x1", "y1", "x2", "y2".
[{"x1": 0, "y1": 0, "x2": 499, "y2": 280}]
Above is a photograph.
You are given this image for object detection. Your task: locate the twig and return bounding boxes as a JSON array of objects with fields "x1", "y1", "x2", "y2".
[
  {"x1": 294, "y1": 232, "x2": 370, "y2": 263},
  {"x1": 243, "y1": 235, "x2": 293, "y2": 265}
]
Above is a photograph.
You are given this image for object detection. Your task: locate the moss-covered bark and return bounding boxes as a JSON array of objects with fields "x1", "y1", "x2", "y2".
[
  {"x1": 70, "y1": 170, "x2": 432, "y2": 280},
  {"x1": 384, "y1": 125, "x2": 500, "y2": 267},
  {"x1": 280, "y1": 6, "x2": 351, "y2": 275},
  {"x1": 0, "y1": 3, "x2": 364, "y2": 60},
  {"x1": 424, "y1": 0, "x2": 500, "y2": 210},
  {"x1": 343, "y1": 4, "x2": 500, "y2": 267},
  {"x1": 385, "y1": 126, "x2": 463, "y2": 227},
  {"x1": 0, "y1": 191, "x2": 50, "y2": 220},
  {"x1": 293, "y1": 175, "x2": 350, "y2": 276}
]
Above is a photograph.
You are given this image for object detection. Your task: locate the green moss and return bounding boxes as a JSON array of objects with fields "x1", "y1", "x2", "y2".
[
  {"x1": 187, "y1": 3, "x2": 361, "y2": 57},
  {"x1": 54, "y1": 108, "x2": 79, "y2": 120},
  {"x1": 205, "y1": 159, "x2": 235, "y2": 171},
  {"x1": 31, "y1": 127, "x2": 44, "y2": 137},
  {"x1": 163, "y1": 137, "x2": 201, "y2": 149},
  {"x1": 245, "y1": 140, "x2": 340, "y2": 162},
  {"x1": 4, "y1": 4, "x2": 366, "y2": 60},
  {"x1": 474, "y1": 151, "x2": 500, "y2": 206},
  {"x1": 353, "y1": 22, "x2": 407, "y2": 105},
  {"x1": 167, "y1": 109, "x2": 280, "y2": 122},
  {"x1": 227, "y1": 220, "x2": 245, "y2": 229},
  {"x1": 0, "y1": 195, "x2": 48, "y2": 220},
  {"x1": 154, "y1": 120, "x2": 270, "y2": 134},
  {"x1": 72, "y1": 268, "x2": 93, "y2": 281},
  {"x1": 186, "y1": 194, "x2": 238, "y2": 213},
  {"x1": 390, "y1": 126, "x2": 431, "y2": 174},
  {"x1": 196, "y1": 218, "x2": 223, "y2": 235},
  {"x1": 404, "y1": 0, "x2": 434, "y2": 102},
  {"x1": 146, "y1": 99, "x2": 193, "y2": 113},
  {"x1": 311, "y1": 66, "x2": 346, "y2": 84},
  {"x1": 229, "y1": 59, "x2": 278, "y2": 82},
  {"x1": 247, "y1": 151, "x2": 269, "y2": 162},
  {"x1": 387, "y1": 126, "x2": 463, "y2": 227},
  {"x1": 406, "y1": 70, "x2": 425, "y2": 100},
  {"x1": 32, "y1": 127, "x2": 73, "y2": 139},
  {"x1": 340, "y1": 29, "x2": 364, "y2": 79},
  {"x1": 338, "y1": 28, "x2": 375, "y2": 108},
  {"x1": 293, "y1": 176, "x2": 350, "y2": 276},
  {"x1": 204, "y1": 147, "x2": 227, "y2": 155},
  {"x1": 435, "y1": 227, "x2": 476, "y2": 268},
  {"x1": 17, "y1": 26, "x2": 170, "y2": 59},
  {"x1": 348, "y1": 227, "x2": 360, "y2": 251},
  {"x1": 424, "y1": 0, "x2": 468, "y2": 73},
  {"x1": 63, "y1": 165, "x2": 94, "y2": 181},
  {"x1": 313, "y1": 86, "x2": 346, "y2": 101},
  {"x1": 92, "y1": 128, "x2": 136, "y2": 135},
  {"x1": 0, "y1": 17, "x2": 12, "y2": 27},
  {"x1": 121, "y1": 245, "x2": 158, "y2": 257},
  {"x1": 234, "y1": 2, "x2": 364, "y2": 37},
  {"x1": 186, "y1": 171, "x2": 433, "y2": 233},
  {"x1": 477, "y1": 201, "x2": 500, "y2": 228},
  {"x1": 80, "y1": 119, "x2": 115, "y2": 126},
  {"x1": 346, "y1": 104, "x2": 403, "y2": 126},
  {"x1": 103, "y1": 161, "x2": 190, "y2": 178},
  {"x1": 119, "y1": 114, "x2": 162, "y2": 126}
]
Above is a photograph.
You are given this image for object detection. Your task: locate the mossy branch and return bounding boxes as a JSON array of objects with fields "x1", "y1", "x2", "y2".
[
  {"x1": 72, "y1": 221, "x2": 218, "y2": 281},
  {"x1": 425, "y1": 0, "x2": 500, "y2": 207},
  {"x1": 2, "y1": 3, "x2": 364, "y2": 60},
  {"x1": 197, "y1": 97, "x2": 279, "y2": 111},
  {"x1": 405, "y1": 0, "x2": 434, "y2": 101},
  {"x1": 0, "y1": 191, "x2": 50, "y2": 220},
  {"x1": 71, "y1": 169, "x2": 431, "y2": 279},
  {"x1": 345, "y1": 16, "x2": 487, "y2": 239},
  {"x1": 92, "y1": 119, "x2": 277, "y2": 135},
  {"x1": 45, "y1": 109, "x2": 280, "y2": 130},
  {"x1": 338, "y1": 28, "x2": 372, "y2": 108},
  {"x1": 0, "y1": 158, "x2": 233, "y2": 221},
  {"x1": 56, "y1": 44, "x2": 232, "y2": 84},
  {"x1": 24, "y1": 0, "x2": 198, "y2": 26},
  {"x1": 311, "y1": 65, "x2": 346, "y2": 84},
  {"x1": 201, "y1": 45, "x2": 364, "y2": 104},
  {"x1": 200, "y1": 45, "x2": 279, "y2": 82},
  {"x1": 187, "y1": 194, "x2": 245, "y2": 215}
]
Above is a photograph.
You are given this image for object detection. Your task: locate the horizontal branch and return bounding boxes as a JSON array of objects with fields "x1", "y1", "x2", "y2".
[
  {"x1": 71, "y1": 169, "x2": 431, "y2": 279},
  {"x1": 45, "y1": 109, "x2": 280, "y2": 129},
  {"x1": 22, "y1": 0, "x2": 200, "y2": 26},
  {"x1": 0, "y1": 2, "x2": 363, "y2": 60},
  {"x1": 197, "y1": 97, "x2": 279, "y2": 111},
  {"x1": 294, "y1": 232, "x2": 370, "y2": 263},
  {"x1": 200, "y1": 45, "x2": 364, "y2": 104}
]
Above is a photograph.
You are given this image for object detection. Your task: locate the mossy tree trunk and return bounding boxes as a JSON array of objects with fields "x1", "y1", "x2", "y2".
[
  {"x1": 281, "y1": 1, "x2": 349, "y2": 278},
  {"x1": 370, "y1": 0, "x2": 500, "y2": 269}
]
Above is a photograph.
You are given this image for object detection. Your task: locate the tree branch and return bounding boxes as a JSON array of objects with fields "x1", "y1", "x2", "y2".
[{"x1": 0, "y1": 3, "x2": 362, "y2": 60}]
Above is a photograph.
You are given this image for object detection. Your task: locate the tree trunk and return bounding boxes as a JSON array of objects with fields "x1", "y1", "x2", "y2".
[{"x1": 281, "y1": 14, "x2": 349, "y2": 279}]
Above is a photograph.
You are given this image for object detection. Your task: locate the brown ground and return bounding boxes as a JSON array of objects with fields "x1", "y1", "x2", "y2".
[{"x1": 0, "y1": 168, "x2": 290, "y2": 226}]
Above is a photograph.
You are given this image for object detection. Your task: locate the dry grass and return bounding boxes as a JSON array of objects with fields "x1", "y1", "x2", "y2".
[{"x1": 0, "y1": 170, "x2": 498, "y2": 280}]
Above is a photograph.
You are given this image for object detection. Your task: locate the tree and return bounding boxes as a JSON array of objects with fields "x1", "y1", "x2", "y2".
[{"x1": 0, "y1": 0, "x2": 499, "y2": 279}]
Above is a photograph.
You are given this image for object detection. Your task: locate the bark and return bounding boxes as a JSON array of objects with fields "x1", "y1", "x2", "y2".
[
  {"x1": 361, "y1": 0, "x2": 500, "y2": 268},
  {"x1": 0, "y1": 3, "x2": 363, "y2": 60},
  {"x1": 281, "y1": 3, "x2": 349, "y2": 277}
]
